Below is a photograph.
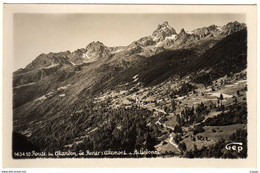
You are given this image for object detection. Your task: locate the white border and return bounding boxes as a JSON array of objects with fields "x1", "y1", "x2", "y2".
[{"x1": 1, "y1": 1, "x2": 259, "y2": 173}]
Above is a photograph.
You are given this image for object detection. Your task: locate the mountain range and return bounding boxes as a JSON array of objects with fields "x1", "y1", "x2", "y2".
[
  {"x1": 13, "y1": 21, "x2": 246, "y2": 106},
  {"x1": 13, "y1": 20, "x2": 247, "y2": 158}
]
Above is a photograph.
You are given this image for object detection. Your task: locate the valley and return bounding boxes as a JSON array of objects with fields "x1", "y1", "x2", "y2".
[{"x1": 12, "y1": 21, "x2": 248, "y2": 158}]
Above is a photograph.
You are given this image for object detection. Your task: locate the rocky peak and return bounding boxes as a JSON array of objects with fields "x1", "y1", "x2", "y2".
[
  {"x1": 67, "y1": 42, "x2": 111, "y2": 65},
  {"x1": 156, "y1": 21, "x2": 170, "y2": 30},
  {"x1": 191, "y1": 25, "x2": 221, "y2": 38},
  {"x1": 174, "y1": 28, "x2": 200, "y2": 46},
  {"x1": 176, "y1": 28, "x2": 188, "y2": 39},
  {"x1": 129, "y1": 36, "x2": 156, "y2": 48},
  {"x1": 25, "y1": 51, "x2": 72, "y2": 71},
  {"x1": 82, "y1": 41, "x2": 111, "y2": 62},
  {"x1": 86, "y1": 41, "x2": 106, "y2": 51},
  {"x1": 180, "y1": 28, "x2": 186, "y2": 34},
  {"x1": 221, "y1": 21, "x2": 246, "y2": 35},
  {"x1": 152, "y1": 21, "x2": 177, "y2": 42}
]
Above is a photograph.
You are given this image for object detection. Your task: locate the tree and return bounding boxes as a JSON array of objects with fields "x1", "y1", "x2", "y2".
[
  {"x1": 164, "y1": 106, "x2": 170, "y2": 114},
  {"x1": 179, "y1": 142, "x2": 187, "y2": 151},
  {"x1": 211, "y1": 86, "x2": 215, "y2": 91},
  {"x1": 237, "y1": 90, "x2": 240, "y2": 97},
  {"x1": 171, "y1": 99, "x2": 177, "y2": 114},
  {"x1": 174, "y1": 124, "x2": 183, "y2": 134},
  {"x1": 219, "y1": 93, "x2": 224, "y2": 106},
  {"x1": 145, "y1": 133, "x2": 156, "y2": 151},
  {"x1": 193, "y1": 144, "x2": 198, "y2": 152},
  {"x1": 174, "y1": 134, "x2": 182, "y2": 144},
  {"x1": 176, "y1": 114, "x2": 183, "y2": 126},
  {"x1": 234, "y1": 97, "x2": 238, "y2": 103}
]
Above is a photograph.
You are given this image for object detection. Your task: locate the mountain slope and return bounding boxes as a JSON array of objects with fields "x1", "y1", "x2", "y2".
[
  {"x1": 68, "y1": 41, "x2": 112, "y2": 64},
  {"x1": 12, "y1": 21, "x2": 248, "y2": 156},
  {"x1": 191, "y1": 28, "x2": 247, "y2": 85}
]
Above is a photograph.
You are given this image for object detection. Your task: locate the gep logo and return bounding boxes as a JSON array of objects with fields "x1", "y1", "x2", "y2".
[{"x1": 225, "y1": 142, "x2": 243, "y2": 153}]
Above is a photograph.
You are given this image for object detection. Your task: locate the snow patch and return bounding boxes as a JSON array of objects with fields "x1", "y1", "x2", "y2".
[
  {"x1": 217, "y1": 26, "x2": 222, "y2": 31},
  {"x1": 111, "y1": 49, "x2": 123, "y2": 54},
  {"x1": 46, "y1": 91, "x2": 55, "y2": 97},
  {"x1": 116, "y1": 125, "x2": 122, "y2": 130},
  {"x1": 133, "y1": 74, "x2": 139, "y2": 82},
  {"x1": 21, "y1": 129, "x2": 32, "y2": 138},
  {"x1": 155, "y1": 41, "x2": 162, "y2": 47},
  {"x1": 82, "y1": 52, "x2": 92, "y2": 59},
  {"x1": 152, "y1": 35, "x2": 160, "y2": 42},
  {"x1": 44, "y1": 63, "x2": 58, "y2": 69},
  {"x1": 165, "y1": 34, "x2": 177, "y2": 40},
  {"x1": 59, "y1": 94, "x2": 65, "y2": 97},
  {"x1": 57, "y1": 84, "x2": 71, "y2": 91},
  {"x1": 64, "y1": 144, "x2": 73, "y2": 148},
  {"x1": 176, "y1": 96, "x2": 186, "y2": 100},
  {"x1": 89, "y1": 127, "x2": 98, "y2": 133},
  {"x1": 14, "y1": 82, "x2": 36, "y2": 89},
  {"x1": 133, "y1": 74, "x2": 138, "y2": 79},
  {"x1": 36, "y1": 95, "x2": 47, "y2": 101},
  {"x1": 70, "y1": 61, "x2": 76, "y2": 65}
]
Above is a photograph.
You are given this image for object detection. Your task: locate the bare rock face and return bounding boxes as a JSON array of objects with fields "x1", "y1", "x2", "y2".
[
  {"x1": 14, "y1": 21, "x2": 247, "y2": 80},
  {"x1": 13, "y1": 51, "x2": 73, "y2": 87},
  {"x1": 68, "y1": 41, "x2": 111, "y2": 64},
  {"x1": 109, "y1": 46, "x2": 125, "y2": 53},
  {"x1": 174, "y1": 28, "x2": 199, "y2": 46},
  {"x1": 25, "y1": 51, "x2": 72, "y2": 71},
  {"x1": 135, "y1": 36, "x2": 156, "y2": 47},
  {"x1": 112, "y1": 21, "x2": 246, "y2": 58},
  {"x1": 84, "y1": 41, "x2": 111, "y2": 61},
  {"x1": 191, "y1": 21, "x2": 246, "y2": 38},
  {"x1": 123, "y1": 21, "x2": 177, "y2": 57},
  {"x1": 152, "y1": 21, "x2": 177, "y2": 42},
  {"x1": 13, "y1": 20, "x2": 247, "y2": 96},
  {"x1": 192, "y1": 25, "x2": 221, "y2": 38},
  {"x1": 221, "y1": 21, "x2": 246, "y2": 35}
]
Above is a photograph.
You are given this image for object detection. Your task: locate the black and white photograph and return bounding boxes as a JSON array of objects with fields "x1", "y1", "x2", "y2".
[{"x1": 2, "y1": 4, "x2": 257, "y2": 168}]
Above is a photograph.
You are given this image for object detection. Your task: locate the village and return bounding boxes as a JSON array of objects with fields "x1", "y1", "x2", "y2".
[{"x1": 90, "y1": 69, "x2": 247, "y2": 156}]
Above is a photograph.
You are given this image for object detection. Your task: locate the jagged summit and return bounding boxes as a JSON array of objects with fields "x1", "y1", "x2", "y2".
[
  {"x1": 180, "y1": 28, "x2": 186, "y2": 34},
  {"x1": 86, "y1": 41, "x2": 105, "y2": 47},
  {"x1": 66, "y1": 41, "x2": 111, "y2": 65},
  {"x1": 156, "y1": 21, "x2": 170, "y2": 30},
  {"x1": 86, "y1": 41, "x2": 107, "y2": 53},
  {"x1": 85, "y1": 41, "x2": 110, "y2": 59},
  {"x1": 221, "y1": 21, "x2": 246, "y2": 35},
  {"x1": 191, "y1": 21, "x2": 246, "y2": 38},
  {"x1": 229, "y1": 21, "x2": 244, "y2": 26},
  {"x1": 24, "y1": 51, "x2": 72, "y2": 71},
  {"x1": 16, "y1": 20, "x2": 247, "y2": 73},
  {"x1": 152, "y1": 21, "x2": 177, "y2": 42}
]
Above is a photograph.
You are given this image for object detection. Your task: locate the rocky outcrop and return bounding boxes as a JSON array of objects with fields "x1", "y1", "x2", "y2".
[
  {"x1": 25, "y1": 51, "x2": 72, "y2": 71},
  {"x1": 221, "y1": 21, "x2": 246, "y2": 35},
  {"x1": 152, "y1": 21, "x2": 177, "y2": 42},
  {"x1": 68, "y1": 41, "x2": 111, "y2": 64}
]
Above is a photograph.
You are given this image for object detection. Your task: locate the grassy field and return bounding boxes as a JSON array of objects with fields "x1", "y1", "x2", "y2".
[{"x1": 198, "y1": 124, "x2": 246, "y2": 141}]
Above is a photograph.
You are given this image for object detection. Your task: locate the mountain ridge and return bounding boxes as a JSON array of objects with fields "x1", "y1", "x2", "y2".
[
  {"x1": 13, "y1": 20, "x2": 248, "y2": 158},
  {"x1": 13, "y1": 21, "x2": 246, "y2": 108},
  {"x1": 14, "y1": 20, "x2": 246, "y2": 74}
]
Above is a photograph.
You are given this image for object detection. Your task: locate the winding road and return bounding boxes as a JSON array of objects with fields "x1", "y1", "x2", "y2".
[
  {"x1": 139, "y1": 100, "x2": 182, "y2": 153},
  {"x1": 169, "y1": 133, "x2": 181, "y2": 153}
]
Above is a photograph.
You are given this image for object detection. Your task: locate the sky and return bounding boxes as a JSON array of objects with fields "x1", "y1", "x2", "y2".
[{"x1": 13, "y1": 13, "x2": 245, "y2": 70}]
